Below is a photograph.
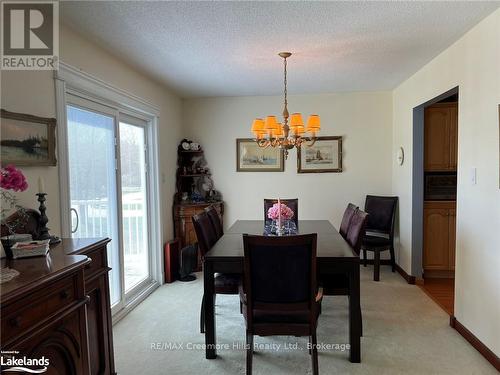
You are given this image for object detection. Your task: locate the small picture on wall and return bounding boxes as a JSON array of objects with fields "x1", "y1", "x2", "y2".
[
  {"x1": 236, "y1": 138, "x2": 284, "y2": 172},
  {"x1": 297, "y1": 136, "x2": 342, "y2": 173},
  {"x1": 1, "y1": 109, "x2": 57, "y2": 166}
]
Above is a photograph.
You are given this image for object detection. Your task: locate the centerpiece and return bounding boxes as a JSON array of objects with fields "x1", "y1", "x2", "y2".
[{"x1": 267, "y1": 199, "x2": 294, "y2": 236}]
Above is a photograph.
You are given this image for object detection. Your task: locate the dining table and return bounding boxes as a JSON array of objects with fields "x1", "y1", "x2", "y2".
[{"x1": 202, "y1": 219, "x2": 361, "y2": 363}]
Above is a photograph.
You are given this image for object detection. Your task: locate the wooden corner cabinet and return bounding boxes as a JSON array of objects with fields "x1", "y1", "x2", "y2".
[
  {"x1": 423, "y1": 201, "x2": 456, "y2": 274},
  {"x1": 424, "y1": 102, "x2": 458, "y2": 171},
  {"x1": 0, "y1": 238, "x2": 115, "y2": 375}
]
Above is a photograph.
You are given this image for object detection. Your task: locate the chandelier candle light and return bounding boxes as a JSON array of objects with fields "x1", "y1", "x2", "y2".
[{"x1": 251, "y1": 52, "x2": 321, "y2": 159}]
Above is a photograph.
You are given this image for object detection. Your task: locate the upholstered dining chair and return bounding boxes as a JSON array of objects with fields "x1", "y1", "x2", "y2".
[
  {"x1": 240, "y1": 233, "x2": 322, "y2": 375},
  {"x1": 339, "y1": 203, "x2": 358, "y2": 239},
  {"x1": 204, "y1": 205, "x2": 223, "y2": 238},
  {"x1": 319, "y1": 209, "x2": 368, "y2": 336},
  {"x1": 361, "y1": 195, "x2": 398, "y2": 281},
  {"x1": 192, "y1": 212, "x2": 239, "y2": 333},
  {"x1": 263, "y1": 198, "x2": 299, "y2": 226}
]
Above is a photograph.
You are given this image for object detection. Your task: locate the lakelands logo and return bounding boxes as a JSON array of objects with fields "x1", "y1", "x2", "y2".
[
  {"x1": 1, "y1": 1, "x2": 59, "y2": 70},
  {"x1": 1, "y1": 351, "x2": 49, "y2": 373}
]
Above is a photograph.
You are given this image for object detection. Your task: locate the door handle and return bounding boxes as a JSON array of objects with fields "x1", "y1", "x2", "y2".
[{"x1": 70, "y1": 208, "x2": 79, "y2": 234}]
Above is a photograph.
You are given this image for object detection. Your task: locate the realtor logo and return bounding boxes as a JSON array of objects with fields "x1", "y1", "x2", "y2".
[{"x1": 1, "y1": 1, "x2": 59, "y2": 70}]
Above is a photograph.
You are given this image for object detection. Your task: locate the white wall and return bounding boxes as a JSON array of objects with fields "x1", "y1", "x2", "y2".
[
  {"x1": 183, "y1": 92, "x2": 393, "y2": 232},
  {"x1": 392, "y1": 9, "x2": 500, "y2": 355},
  {"x1": 1, "y1": 24, "x2": 182, "y2": 242}
]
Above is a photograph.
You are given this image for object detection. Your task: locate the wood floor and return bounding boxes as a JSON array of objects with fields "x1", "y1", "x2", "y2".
[{"x1": 419, "y1": 278, "x2": 455, "y2": 315}]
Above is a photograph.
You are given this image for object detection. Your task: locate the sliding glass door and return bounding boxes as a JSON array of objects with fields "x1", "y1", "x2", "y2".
[
  {"x1": 119, "y1": 117, "x2": 150, "y2": 292},
  {"x1": 66, "y1": 94, "x2": 152, "y2": 312}
]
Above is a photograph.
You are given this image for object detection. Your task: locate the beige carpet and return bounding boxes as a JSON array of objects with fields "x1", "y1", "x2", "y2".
[{"x1": 113, "y1": 267, "x2": 496, "y2": 374}]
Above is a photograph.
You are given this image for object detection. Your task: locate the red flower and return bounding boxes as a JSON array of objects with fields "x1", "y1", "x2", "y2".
[{"x1": 0, "y1": 165, "x2": 28, "y2": 192}]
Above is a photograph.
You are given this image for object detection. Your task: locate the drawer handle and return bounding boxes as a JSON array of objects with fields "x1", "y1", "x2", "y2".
[
  {"x1": 9, "y1": 317, "x2": 21, "y2": 328},
  {"x1": 60, "y1": 290, "x2": 69, "y2": 299}
]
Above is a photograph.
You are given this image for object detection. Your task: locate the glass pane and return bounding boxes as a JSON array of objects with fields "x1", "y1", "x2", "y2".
[
  {"x1": 67, "y1": 105, "x2": 121, "y2": 306},
  {"x1": 119, "y1": 121, "x2": 150, "y2": 292}
]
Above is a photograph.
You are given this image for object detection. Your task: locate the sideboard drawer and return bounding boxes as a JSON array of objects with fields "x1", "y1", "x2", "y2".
[{"x1": 2, "y1": 274, "x2": 78, "y2": 343}]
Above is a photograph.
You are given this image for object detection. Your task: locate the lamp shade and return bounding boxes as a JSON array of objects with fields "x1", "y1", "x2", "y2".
[
  {"x1": 307, "y1": 115, "x2": 321, "y2": 131},
  {"x1": 293, "y1": 125, "x2": 305, "y2": 135},
  {"x1": 264, "y1": 116, "x2": 279, "y2": 131},
  {"x1": 290, "y1": 113, "x2": 304, "y2": 128},
  {"x1": 251, "y1": 118, "x2": 265, "y2": 132},
  {"x1": 272, "y1": 123, "x2": 283, "y2": 137}
]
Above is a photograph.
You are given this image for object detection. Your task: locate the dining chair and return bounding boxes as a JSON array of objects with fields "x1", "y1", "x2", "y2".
[
  {"x1": 319, "y1": 209, "x2": 368, "y2": 336},
  {"x1": 339, "y1": 203, "x2": 358, "y2": 239},
  {"x1": 240, "y1": 233, "x2": 322, "y2": 375},
  {"x1": 204, "y1": 205, "x2": 223, "y2": 238},
  {"x1": 263, "y1": 198, "x2": 299, "y2": 226},
  {"x1": 361, "y1": 195, "x2": 398, "y2": 281},
  {"x1": 192, "y1": 212, "x2": 240, "y2": 333}
]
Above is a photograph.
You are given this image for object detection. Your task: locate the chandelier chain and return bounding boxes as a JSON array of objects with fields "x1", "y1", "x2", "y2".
[{"x1": 283, "y1": 57, "x2": 287, "y2": 115}]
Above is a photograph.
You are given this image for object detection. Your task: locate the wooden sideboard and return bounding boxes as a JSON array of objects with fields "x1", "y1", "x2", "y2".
[
  {"x1": 173, "y1": 202, "x2": 223, "y2": 268},
  {"x1": 0, "y1": 238, "x2": 115, "y2": 375}
]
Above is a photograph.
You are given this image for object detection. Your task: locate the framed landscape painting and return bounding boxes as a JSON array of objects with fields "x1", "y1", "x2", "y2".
[
  {"x1": 1, "y1": 109, "x2": 57, "y2": 166},
  {"x1": 297, "y1": 136, "x2": 342, "y2": 173},
  {"x1": 236, "y1": 138, "x2": 284, "y2": 172}
]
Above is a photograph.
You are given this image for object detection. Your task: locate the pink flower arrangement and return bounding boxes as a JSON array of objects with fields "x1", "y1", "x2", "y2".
[
  {"x1": 267, "y1": 203, "x2": 294, "y2": 221},
  {"x1": 0, "y1": 165, "x2": 28, "y2": 192}
]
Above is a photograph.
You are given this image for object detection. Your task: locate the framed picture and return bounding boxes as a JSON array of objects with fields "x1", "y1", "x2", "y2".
[
  {"x1": 236, "y1": 138, "x2": 284, "y2": 172},
  {"x1": 297, "y1": 136, "x2": 342, "y2": 173},
  {"x1": 1, "y1": 109, "x2": 57, "y2": 166}
]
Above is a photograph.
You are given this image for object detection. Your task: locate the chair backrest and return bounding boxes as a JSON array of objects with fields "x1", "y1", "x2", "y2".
[
  {"x1": 192, "y1": 212, "x2": 218, "y2": 258},
  {"x1": 364, "y1": 195, "x2": 398, "y2": 237},
  {"x1": 346, "y1": 209, "x2": 369, "y2": 254},
  {"x1": 204, "y1": 205, "x2": 223, "y2": 238},
  {"x1": 242, "y1": 233, "x2": 317, "y2": 325},
  {"x1": 264, "y1": 198, "x2": 299, "y2": 226},
  {"x1": 339, "y1": 203, "x2": 358, "y2": 239}
]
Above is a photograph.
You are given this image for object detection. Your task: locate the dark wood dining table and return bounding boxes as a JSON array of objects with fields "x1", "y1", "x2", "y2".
[{"x1": 203, "y1": 220, "x2": 361, "y2": 363}]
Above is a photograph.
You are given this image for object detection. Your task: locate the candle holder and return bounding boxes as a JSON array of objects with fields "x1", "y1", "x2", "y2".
[{"x1": 36, "y1": 193, "x2": 61, "y2": 244}]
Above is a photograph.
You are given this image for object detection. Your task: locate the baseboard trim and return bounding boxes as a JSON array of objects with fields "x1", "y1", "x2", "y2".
[
  {"x1": 361, "y1": 259, "x2": 416, "y2": 285},
  {"x1": 395, "y1": 263, "x2": 416, "y2": 284},
  {"x1": 450, "y1": 316, "x2": 500, "y2": 371}
]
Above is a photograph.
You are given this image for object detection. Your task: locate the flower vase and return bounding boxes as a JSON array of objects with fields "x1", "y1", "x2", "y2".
[{"x1": 273, "y1": 220, "x2": 286, "y2": 236}]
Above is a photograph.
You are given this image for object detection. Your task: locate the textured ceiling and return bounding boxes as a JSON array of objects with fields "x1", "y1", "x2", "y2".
[{"x1": 61, "y1": 1, "x2": 499, "y2": 98}]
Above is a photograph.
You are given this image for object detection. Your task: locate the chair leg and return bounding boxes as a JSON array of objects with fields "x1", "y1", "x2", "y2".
[
  {"x1": 200, "y1": 296, "x2": 205, "y2": 333},
  {"x1": 390, "y1": 246, "x2": 396, "y2": 272},
  {"x1": 374, "y1": 250, "x2": 380, "y2": 281},
  {"x1": 363, "y1": 249, "x2": 367, "y2": 267},
  {"x1": 246, "y1": 331, "x2": 253, "y2": 375},
  {"x1": 311, "y1": 331, "x2": 319, "y2": 375}
]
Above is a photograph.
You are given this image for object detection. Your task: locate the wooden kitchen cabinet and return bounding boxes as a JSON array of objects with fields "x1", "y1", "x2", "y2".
[
  {"x1": 423, "y1": 201, "x2": 456, "y2": 273},
  {"x1": 424, "y1": 102, "x2": 458, "y2": 171}
]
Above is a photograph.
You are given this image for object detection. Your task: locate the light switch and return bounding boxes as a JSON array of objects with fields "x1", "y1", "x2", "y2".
[{"x1": 471, "y1": 167, "x2": 477, "y2": 185}]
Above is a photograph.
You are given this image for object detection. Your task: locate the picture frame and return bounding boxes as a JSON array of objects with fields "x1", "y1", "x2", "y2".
[
  {"x1": 236, "y1": 138, "x2": 284, "y2": 172},
  {"x1": 297, "y1": 136, "x2": 342, "y2": 173},
  {"x1": 1, "y1": 109, "x2": 57, "y2": 166}
]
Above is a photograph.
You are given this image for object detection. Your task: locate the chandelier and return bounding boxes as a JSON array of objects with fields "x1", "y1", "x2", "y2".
[{"x1": 251, "y1": 52, "x2": 321, "y2": 159}]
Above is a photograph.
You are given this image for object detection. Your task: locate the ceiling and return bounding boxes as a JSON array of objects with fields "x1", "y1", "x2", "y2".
[{"x1": 61, "y1": 1, "x2": 499, "y2": 98}]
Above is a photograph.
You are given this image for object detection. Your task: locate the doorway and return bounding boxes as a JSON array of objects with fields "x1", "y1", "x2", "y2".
[
  {"x1": 411, "y1": 87, "x2": 458, "y2": 315},
  {"x1": 66, "y1": 94, "x2": 154, "y2": 314}
]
